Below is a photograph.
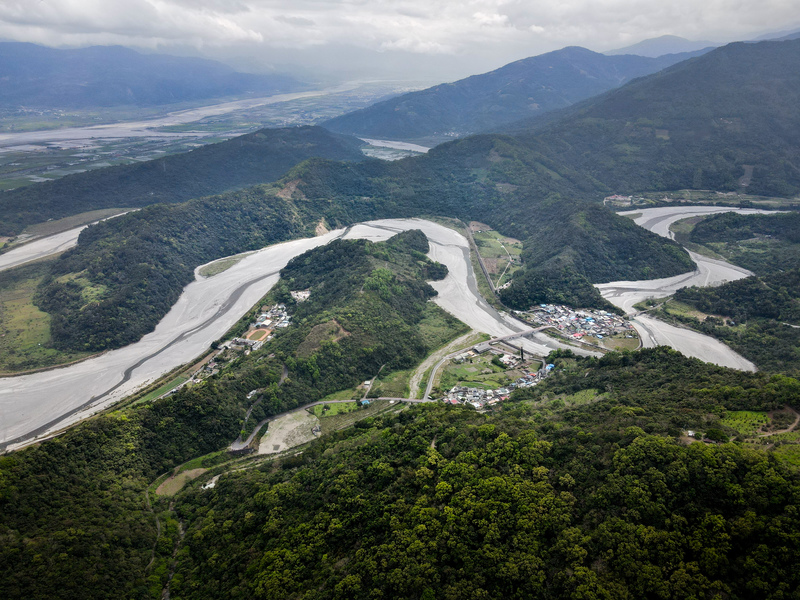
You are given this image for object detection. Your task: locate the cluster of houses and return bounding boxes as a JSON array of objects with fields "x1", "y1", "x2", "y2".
[
  {"x1": 193, "y1": 304, "x2": 294, "y2": 382},
  {"x1": 441, "y1": 361, "x2": 553, "y2": 409},
  {"x1": 252, "y1": 303, "x2": 292, "y2": 332},
  {"x1": 443, "y1": 385, "x2": 512, "y2": 409},
  {"x1": 516, "y1": 304, "x2": 635, "y2": 344}
]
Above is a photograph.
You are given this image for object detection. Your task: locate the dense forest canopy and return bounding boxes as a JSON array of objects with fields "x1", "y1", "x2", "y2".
[{"x1": 4, "y1": 341, "x2": 799, "y2": 599}]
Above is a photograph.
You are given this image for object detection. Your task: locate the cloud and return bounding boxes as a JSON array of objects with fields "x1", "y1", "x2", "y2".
[
  {"x1": 0, "y1": 0, "x2": 797, "y2": 66},
  {"x1": 274, "y1": 15, "x2": 315, "y2": 27}
]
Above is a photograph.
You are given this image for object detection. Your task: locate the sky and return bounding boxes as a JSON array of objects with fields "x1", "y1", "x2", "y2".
[{"x1": 1, "y1": 0, "x2": 799, "y2": 80}]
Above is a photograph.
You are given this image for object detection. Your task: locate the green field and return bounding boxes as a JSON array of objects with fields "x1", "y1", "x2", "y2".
[
  {"x1": 416, "y1": 303, "x2": 471, "y2": 352},
  {"x1": 473, "y1": 227, "x2": 523, "y2": 288},
  {"x1": 317, "y1": 387, "x2": 363, "y2": 402},
  {"x1": 370, "y1": 368, "x2": 412, "y2": 398},
  {"x1": 136, "y1": 375, "x2": 190, "y2": 404},
  {"x1": 439, "y1": 354, "x2": 511, "y2": 391},
  {"x1": 198, "y1": 255, "x2": 247, "y2": 278},
  {"x1": 0, "y1": 261, "x2": 92, "y2": 373},
  {"x1": 773, "y1": 444, "x2": 800, "y2": 468},
  {"x1": 312, "y1": 399, "x2": 400, "y2": 435},
  {"x1": 246, "y1": 329, "x2": 269, "y2": 341},
  {"x1": 720, "y1": 410, "x2": 769, "y2": 435}
]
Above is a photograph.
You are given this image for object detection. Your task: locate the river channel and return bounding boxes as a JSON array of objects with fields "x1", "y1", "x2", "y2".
[
  {"x1": 596, "y1": 205, "x2": 780, "y2": 371},
  {"x1": 0, "y1": 218, "x2": 583, "y2": 451}
]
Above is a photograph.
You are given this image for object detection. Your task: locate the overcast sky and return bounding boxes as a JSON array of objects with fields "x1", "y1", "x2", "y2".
[{"x1": 1, "y1": 1, "x2": 799, "y2": 79}]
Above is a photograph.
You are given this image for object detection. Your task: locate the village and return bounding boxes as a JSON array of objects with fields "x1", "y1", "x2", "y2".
[
  {"x1": 139, "y1": 302, "x2": 295, "y2": 402},
  {"x1": 515, "y1": 303, "x2": 637, "y2": 349},
  {"x1": 439, "y1": 342, "x2": 554, "y2": 409},
  {"x1": 197, "y1": 303, "x2": 292, "y2": 379}
]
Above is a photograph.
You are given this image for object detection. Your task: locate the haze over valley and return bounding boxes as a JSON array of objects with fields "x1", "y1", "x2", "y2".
[{"x1": 2, "y1": 4, "x2": 800, "y2": 599}]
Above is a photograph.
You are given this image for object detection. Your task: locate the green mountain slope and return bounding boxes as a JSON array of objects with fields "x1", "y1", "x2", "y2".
[
  {"x1": 511, "y1": 39, "x2": 800, "y2": 197},
  {"x1": 0, "y1": 347, "x2": 785, "y2": 600},
  {"x1": 322, "y1": 46, "x2": 707, "y2": 141},
  {"x1": 29, "y1": 39, "x2": 800, "y2": 351},
  {"x1": 0, "y1": 232, "x2": 464, "y2": 597},
  {"x1": 31, "y1": 130, "x2": 694, "y2": 351},
  {"x1": 0, "y1": 126, "x2": 366, "y2": 236}
]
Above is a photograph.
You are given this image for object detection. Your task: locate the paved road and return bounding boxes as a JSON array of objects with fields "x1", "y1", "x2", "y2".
[
  {"x1": 422, "y1": 327, "x2": 546, "y2": 399},
  {"x1": 596, "y1": 205, "x2": 776, "y2": 371},
  {"x1": 0, "y1": 219, "x2": 591, "y2": 451}
]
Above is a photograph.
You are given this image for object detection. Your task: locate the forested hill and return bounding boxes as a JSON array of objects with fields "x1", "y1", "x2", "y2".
[
  {"x1": 166, "y1": 350, "x2": 800, "y2": 598},
  {"x1": 0, "y1": 126, "x2": 366, "y2": 236},
  {"x1": 322, "y1": 46, "x2": 706, "y2": 141},
  {"x1": 0, "y1": 42, "x2": 302, "y2": 109},
  {"x1": 24, "y1": 38, "x2": 800, "y2": 352},
  {"x1": 508, "y1": 39, "x2": 800, "y2": 197},
  {"x1": 35, "y1": 140, "x2": 693, "y2": 352}
]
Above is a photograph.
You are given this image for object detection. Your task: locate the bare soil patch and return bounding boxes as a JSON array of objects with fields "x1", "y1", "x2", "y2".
[
  {"x1": 276, "y1": 179, "x2": 305, "y2": 200},
  {"x1": 156, "y1": 468, "x2": 207, "y2": 496},
  {"x1": 469, "y1": 221, "x2": 492, "y2": 232},
  {"x1": 258, "y1": 411, "x2": 320, "y2": 454}
]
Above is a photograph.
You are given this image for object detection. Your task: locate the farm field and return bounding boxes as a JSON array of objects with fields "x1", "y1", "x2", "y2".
[
  {"x1": 309, "y1": 401, "x2": 359, "y2": 418},
  {"x1": 369, "y1": 368, "x2": 412, "y2": 398},
  {"x1": 314, "y1": 399, "x2": 400, "y2": 435},
  {"x1": 470, "y1": 223, "x2": 523, "y2": 288},
  {"x1": 720, "y1": 410, "x2": 769, "y2": 436},
  {"x1": 156, "y1": 468, "x2": 207, "y2": 497}
]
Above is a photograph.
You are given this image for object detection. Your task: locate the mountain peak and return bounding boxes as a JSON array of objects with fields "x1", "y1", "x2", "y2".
[{"x1": 604, "y1": 34, "x2": 718, "y2": 57}]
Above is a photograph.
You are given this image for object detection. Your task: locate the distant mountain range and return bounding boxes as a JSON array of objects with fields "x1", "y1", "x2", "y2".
[
  {"x1": 604, "y1": 35, "x2": 717, "y2": 57},
  {"x1": 0, "y1": 43, "x2": 304, "y2": 109},
  {"x1": 508, "y1": 38, "x2": 800, "y2": 198},
  {"x1": 321, "y1": 46, "x2": 710, "y2": 142}
]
